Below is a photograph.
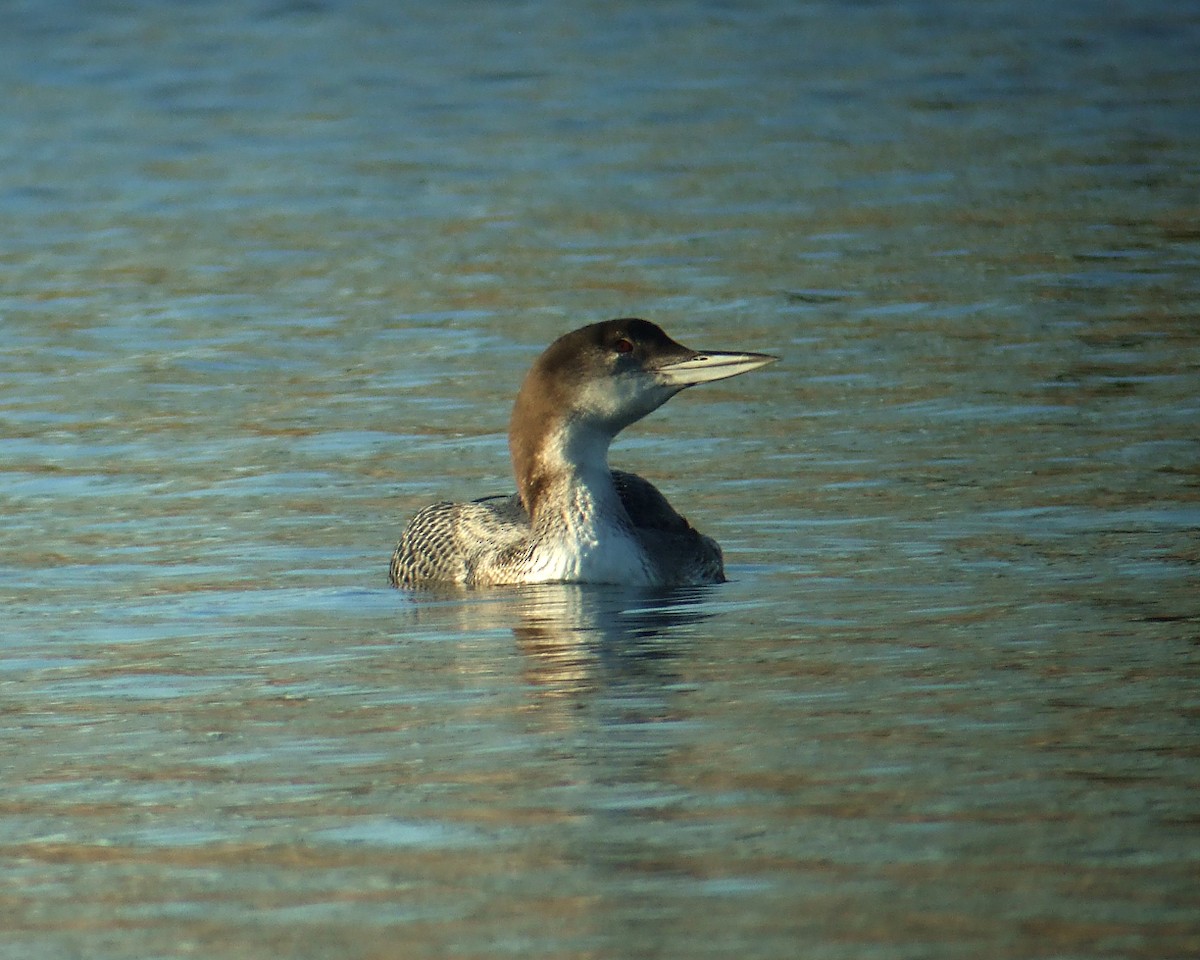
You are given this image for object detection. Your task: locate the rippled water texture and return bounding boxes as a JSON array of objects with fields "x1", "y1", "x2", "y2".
[{"x1": 2, "y1": 1, "x2": 1198, "y2": 958}]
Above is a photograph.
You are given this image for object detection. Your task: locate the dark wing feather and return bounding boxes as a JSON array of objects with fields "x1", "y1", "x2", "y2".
[
  {"x1": 610, "y1": 469, "x2": 726, "y2": 583},
  {"x1": 610, "y1": 469, "x2": 695, "y2": 533}
]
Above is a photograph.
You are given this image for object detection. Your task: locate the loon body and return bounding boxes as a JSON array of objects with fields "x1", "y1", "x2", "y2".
[{"x1": 389, "y1": 318, "x2": 777, "y2": 589}]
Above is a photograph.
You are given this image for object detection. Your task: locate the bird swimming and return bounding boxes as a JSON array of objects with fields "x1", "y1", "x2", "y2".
[{"x1": 389, "y1": 318, "x2": 778, "y2": 588}]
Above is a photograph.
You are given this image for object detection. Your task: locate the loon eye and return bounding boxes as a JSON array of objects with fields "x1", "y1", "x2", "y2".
[{"x1": 613, "y1": 337, "x2": 634, "y2": 355}]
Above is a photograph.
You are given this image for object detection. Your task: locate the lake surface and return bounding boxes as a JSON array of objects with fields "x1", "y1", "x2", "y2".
[{"x1": 2, "y1": 1, "x2": 1198, "y2": 957}]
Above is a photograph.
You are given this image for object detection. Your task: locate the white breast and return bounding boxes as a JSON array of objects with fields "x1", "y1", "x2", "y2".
[{"x1": 521, "y1": 485, "x2": 654, "y2": 585}]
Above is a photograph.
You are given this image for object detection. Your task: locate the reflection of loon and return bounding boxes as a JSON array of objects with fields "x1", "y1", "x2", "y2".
[{"x1": 389, "y1": 318, "x2": 777, "y2": 588}]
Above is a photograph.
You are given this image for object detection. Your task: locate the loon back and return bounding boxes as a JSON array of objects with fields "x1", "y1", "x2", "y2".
[{"x1": 388, "y1": 470, "x2": 723, "y2": 588}]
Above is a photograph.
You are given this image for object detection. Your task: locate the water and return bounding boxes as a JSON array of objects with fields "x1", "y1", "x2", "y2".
[{"x1": 3, "y1": 1, "x2": 1198, "y2": 957}]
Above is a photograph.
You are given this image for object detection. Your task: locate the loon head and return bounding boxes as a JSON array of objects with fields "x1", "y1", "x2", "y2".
[{"x1": 509, "y1": 318, "x2": 778, "y2": 514}]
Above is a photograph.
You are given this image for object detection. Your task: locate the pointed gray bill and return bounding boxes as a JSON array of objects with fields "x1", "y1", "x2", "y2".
[{"x1": 654, "y1": 349, "x2": 779, "y2": 388}]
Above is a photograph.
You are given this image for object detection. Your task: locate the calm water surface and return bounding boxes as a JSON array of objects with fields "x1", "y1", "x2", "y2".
[{"x1": 2, "y1": 1, "x2": 1198, "y2": 958}]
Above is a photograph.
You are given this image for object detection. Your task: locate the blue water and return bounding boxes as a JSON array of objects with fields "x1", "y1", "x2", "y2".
[{"x1": 3, "y1": 1, "x2": 1199, "y2": 958}]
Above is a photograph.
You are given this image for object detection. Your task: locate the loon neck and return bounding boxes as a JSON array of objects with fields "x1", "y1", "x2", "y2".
[
  {"x1": 508, "y1": 410, "x2": 655, "y2": 585},
  {"x1": 511, "y1": 415, "x2": 624, "y2": 528},
  {"x1": 508, "y1": 352, "x2": 630, "y2": 528}
]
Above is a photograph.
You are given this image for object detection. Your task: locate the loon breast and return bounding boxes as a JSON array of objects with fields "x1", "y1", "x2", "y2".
[{"x1": 516, "y1": 474, "x2": 654, "y2": 585}]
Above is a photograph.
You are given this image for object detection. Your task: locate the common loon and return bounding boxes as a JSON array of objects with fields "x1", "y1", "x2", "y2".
[{"x1": 389, "y1": 318, "x2": 778, "y2": 588}]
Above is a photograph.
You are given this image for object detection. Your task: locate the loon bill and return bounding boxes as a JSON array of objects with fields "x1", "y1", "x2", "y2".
[{"x1": 389, "y1": 318, "x2": 778, "y2": 588}]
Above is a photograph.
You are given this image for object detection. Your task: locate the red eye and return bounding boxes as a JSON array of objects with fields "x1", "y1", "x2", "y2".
[{"x1": 614, "y1": 337, "x2": 634, "y2": 354}]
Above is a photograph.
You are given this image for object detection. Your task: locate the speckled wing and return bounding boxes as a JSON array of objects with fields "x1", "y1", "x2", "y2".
[{"x1": 389, "y1": 494, "x2": 528, "y2": 588}]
